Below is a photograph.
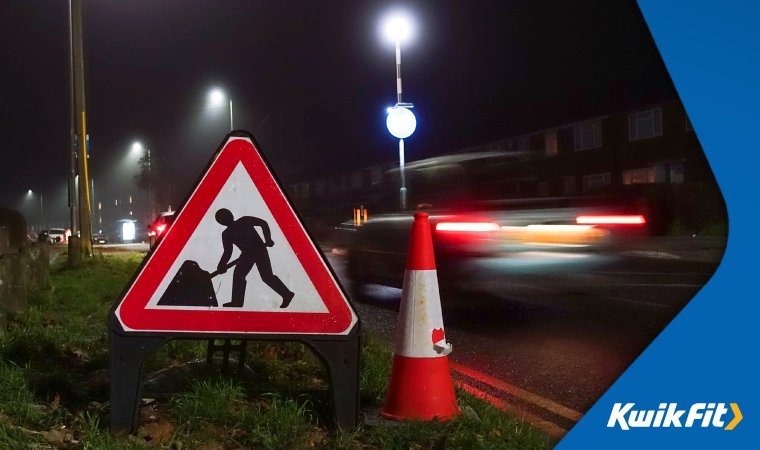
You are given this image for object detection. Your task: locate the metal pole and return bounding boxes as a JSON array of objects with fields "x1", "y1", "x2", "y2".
[
  {"x1": 72, "y1": 0, "x2": 92, "y2": 257},
  {"x1": 395, "y1": 41, "x2": 402, "y2": 104},
  {"x1": 91, "y1": 178, "x2": 94, "y2": 220},
  {"x1": 229, "y1": 99, "x2": 234, "y2": 130},
  {"x1": 40, "y1": 194, "x2": 44, "y2": 229},
  {"x1": 68, "y1": 0, "x2": 80, "y2": 265},
  {"x1": 399, "y1": 139, "x2": 407, "y2": 210},
  {"x1": 147, "y1": 148, "x2": 152, "y2": 218}
]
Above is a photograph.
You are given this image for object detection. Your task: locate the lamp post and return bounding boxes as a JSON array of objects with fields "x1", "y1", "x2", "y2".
[
  {"x1": 132, "y1": 142, "x2": 152, "y2": 217},
  {"x1": 209, "y1": 88, "x2": 234, "y2": 131},
  {"x1": 382, "y1": 13, "x2": 416, "y2": 210},
  {"x1": 26, "y1": 190, "x2": 43, "y2": 230}
]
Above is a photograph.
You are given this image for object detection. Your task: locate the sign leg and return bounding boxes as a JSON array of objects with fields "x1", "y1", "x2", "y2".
[
  {"x1": 109, "y1": 333, "x2": 165, "y2": 434},
  {"x1": 310, "y1": 336, "x2": 361, "y2": 429}
]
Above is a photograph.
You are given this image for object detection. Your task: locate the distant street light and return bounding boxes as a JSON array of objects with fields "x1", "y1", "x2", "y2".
[
  {"x1": 381, "y1": 11, "x2": 416, "y2": 210},
  {"x1": 132, "y1": 141, "x2": 153, "y2": 217},
  {"x1": 208, "y1": 88, "x2": 234, "y2": 131},
  {"x1": 26, "y1": 190, "x2": 43, "y2": 230}
]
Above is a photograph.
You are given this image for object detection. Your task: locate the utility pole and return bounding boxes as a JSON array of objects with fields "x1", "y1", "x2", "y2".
[
  {"x1": 71, "y1": 0, "x2": 93, "y2": 258},
  {"x1": 68, "y1": 0, "x2": 80, "y2": 266}
]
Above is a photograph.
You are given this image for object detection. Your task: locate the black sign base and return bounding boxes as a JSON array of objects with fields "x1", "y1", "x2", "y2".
[{"x1": 109, "y1": 325, "x2": 360, "y2": 435}]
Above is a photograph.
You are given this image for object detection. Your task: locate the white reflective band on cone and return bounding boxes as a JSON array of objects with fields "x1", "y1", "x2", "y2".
[{"x1": 394, "y1": 270, "x2": 450, "y2": 358}]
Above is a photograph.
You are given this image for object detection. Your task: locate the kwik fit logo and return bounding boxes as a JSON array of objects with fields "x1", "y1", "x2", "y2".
[{"x1": 608, "y1": 403, "x2": 742, "y2": 430}]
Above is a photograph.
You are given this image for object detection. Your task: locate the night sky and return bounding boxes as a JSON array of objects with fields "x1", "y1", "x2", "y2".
[{"x1": 0, "y1": 0, "x2": 677, "y2": 225}]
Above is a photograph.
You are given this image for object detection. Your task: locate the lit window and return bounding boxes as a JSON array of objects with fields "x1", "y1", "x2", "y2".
[
  {"x1": 545, "y1": 131, "x2": 558, "y2": 156},
  {"x1": 129, "y1": 196, "x2": 133, "y2": 204},
  {"x1": 629, "y1": 108, "x2": 663, "y2": 140},
  {"x1": 622, "y1": 168, "x2": 655, "y2": 185},
  {"x1": 98, "y1": 202, "x2": 101, "y2": 210},
  {"x1": 582, "y1": 173, "x2": 610, "y2": 191},
  {"x1": 129, "y1": 211, "x2": 133, "y2": 216},
  {"x1": 574, "y1": 122, "x2": 602, "y2": 150}
]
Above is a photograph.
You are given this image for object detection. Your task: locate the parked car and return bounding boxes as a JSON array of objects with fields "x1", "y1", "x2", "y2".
[
  {"x1": 46, "y1": 228, "x2": 66, "y2": 244},
  {"x1": 92, "y1": 234, "x2": 108, "y2": 244},
  {"x1": 148, "y1": 211, "x2": 176, "y2": 247}
]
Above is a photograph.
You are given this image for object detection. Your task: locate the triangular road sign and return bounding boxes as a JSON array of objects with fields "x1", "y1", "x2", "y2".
[{"x1": 114, "y1": 134, "x2": 357, "y2": 335}]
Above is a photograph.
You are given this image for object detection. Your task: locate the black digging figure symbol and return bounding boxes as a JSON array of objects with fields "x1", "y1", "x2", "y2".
[
  {"x1": 214, "y1": 208, "x2": 295, "y2": 309},
  {"x1": 156, "y1": 208, "x2": 294, "y2": 309}
]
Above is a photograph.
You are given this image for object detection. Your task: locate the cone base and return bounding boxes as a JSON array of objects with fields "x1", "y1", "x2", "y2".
[{"x1": 381, "y1": 355, "x2": 461, "y2": 421}]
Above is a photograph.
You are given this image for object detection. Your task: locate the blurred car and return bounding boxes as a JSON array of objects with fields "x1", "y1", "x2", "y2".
[
  {"x1": 347, "y1": 211, "x2": 502, "y2": 308},
  {"x1": 92, "y1": 234, "x2": 108, "y2": 245},
  {"x1": 148, "y1": 211, "x2": 176, "y2": 247},
  {"x1": 36, "y1": 230, "x2": 49, "y2": 243},
  {"x1": 46, "y1": 228, "x2": 66, "y2": 244},
  {"x1": 347, "y1": 200, "x2": 647, "y2": 309}
]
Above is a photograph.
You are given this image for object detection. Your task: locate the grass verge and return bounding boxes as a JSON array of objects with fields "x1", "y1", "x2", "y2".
[{"x1": 0, "y1": 252, "x2": 553, "y2": 449}]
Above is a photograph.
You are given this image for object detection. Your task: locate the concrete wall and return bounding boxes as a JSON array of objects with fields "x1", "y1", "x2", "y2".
[{"x1": 0, "y1": 208, "x2": 49, "y2": 332}]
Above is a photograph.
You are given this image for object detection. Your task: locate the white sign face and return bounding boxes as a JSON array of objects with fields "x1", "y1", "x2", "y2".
[{"x1": 146, "y1": 162, "x2": 328, "y2": 313}]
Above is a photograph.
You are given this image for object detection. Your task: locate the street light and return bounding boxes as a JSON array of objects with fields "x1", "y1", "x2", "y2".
[
  {"x1": 26, "y1": 190, "x2": 43, "y2": 230},
  {"x1": 381, "y1": 11, "x2": 416, "y2": 210},
  {"x1": 208, "y1": 88, "x2": 234, "y2": 131},
  {"x1": 132, "y1": 141, "x2": 152, "y2": 217}
]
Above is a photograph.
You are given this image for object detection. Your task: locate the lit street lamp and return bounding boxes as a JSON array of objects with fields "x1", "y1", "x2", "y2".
[
  {"x1": 26, "y1": 190, "x2": 43, "y2": 230},
  {"x1": 209, "y1": 88, "x2": 234, "y2": 131},
  {"x1": 381, "y1": 12, "x2": 416, "y2": 210}
]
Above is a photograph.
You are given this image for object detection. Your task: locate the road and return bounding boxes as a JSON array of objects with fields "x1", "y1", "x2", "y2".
[{"x1": 325, "y1": 251, "x2": 720, "y2": 433}]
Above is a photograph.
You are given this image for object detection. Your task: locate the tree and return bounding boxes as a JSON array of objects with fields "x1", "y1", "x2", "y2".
[{"x1": 133, "y1": 153, "x2": 178, "y2": 217}]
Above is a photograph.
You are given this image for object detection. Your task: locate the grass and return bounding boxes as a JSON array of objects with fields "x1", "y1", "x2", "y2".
[{"x1": 0, "y1": 252, "x2": 553, "y2": 449}]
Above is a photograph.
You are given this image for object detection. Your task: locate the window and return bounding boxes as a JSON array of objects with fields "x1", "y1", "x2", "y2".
[
  {"x1": 685, "y1": 115, "x2": 693, "y2": 131},
  {"x1": 299, "y1": 182, "x2": 310, "y2": 198},
  {"x1": 351, "y1": 171, "x2": 363, "y2": 188},
  {"x1": 669, "y1": 162, "x2": 684, "y2": 184},
  {"x1": 574, "y1": 122, "x2": 602, "y2": 150},
  {"x1": 582, "y1": 173, "x2": 610, "y2": 191},
  {"x1": 544, "y1": 131, "x2": 558, "y2": 156},
  {"x1": 622, "y1": 168, "x2": 655, "y2": 185},
  {"x1": 315, "y1": 179, "x2": 325, "y2": 196},
  {"x1": 539, "y1": 181, "x2": 550, "y2": 197},
  {"x1": 629, "y1": 108, "x2": 663, "y2": 140},
  {"x1": 371, "y1": 167, "x2": 382, "y2": 185},
  {"x1": 518, "y1": 138, "x2": 530, "y2": 161}
]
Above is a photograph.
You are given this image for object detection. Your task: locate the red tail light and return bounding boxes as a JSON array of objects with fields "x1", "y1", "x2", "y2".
[
  {"x1": 156, "y1": 224, "x2": 167, "y2": 234},
  {"x1": 435, "y1": 222, "x2": 500, "y2": 232},
  {"x1": 576, "y1": 215, "x2": 646, "y2": 225}
]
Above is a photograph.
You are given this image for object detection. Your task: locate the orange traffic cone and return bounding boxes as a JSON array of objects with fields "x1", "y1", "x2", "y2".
[{"x1": 381, "y1": 212, "x2": 461, "y2": 421}]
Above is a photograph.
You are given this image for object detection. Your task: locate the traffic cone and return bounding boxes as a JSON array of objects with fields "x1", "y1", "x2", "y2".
[{"x1": 381, "y1": 212, "x2": 461, "y2": 421}]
